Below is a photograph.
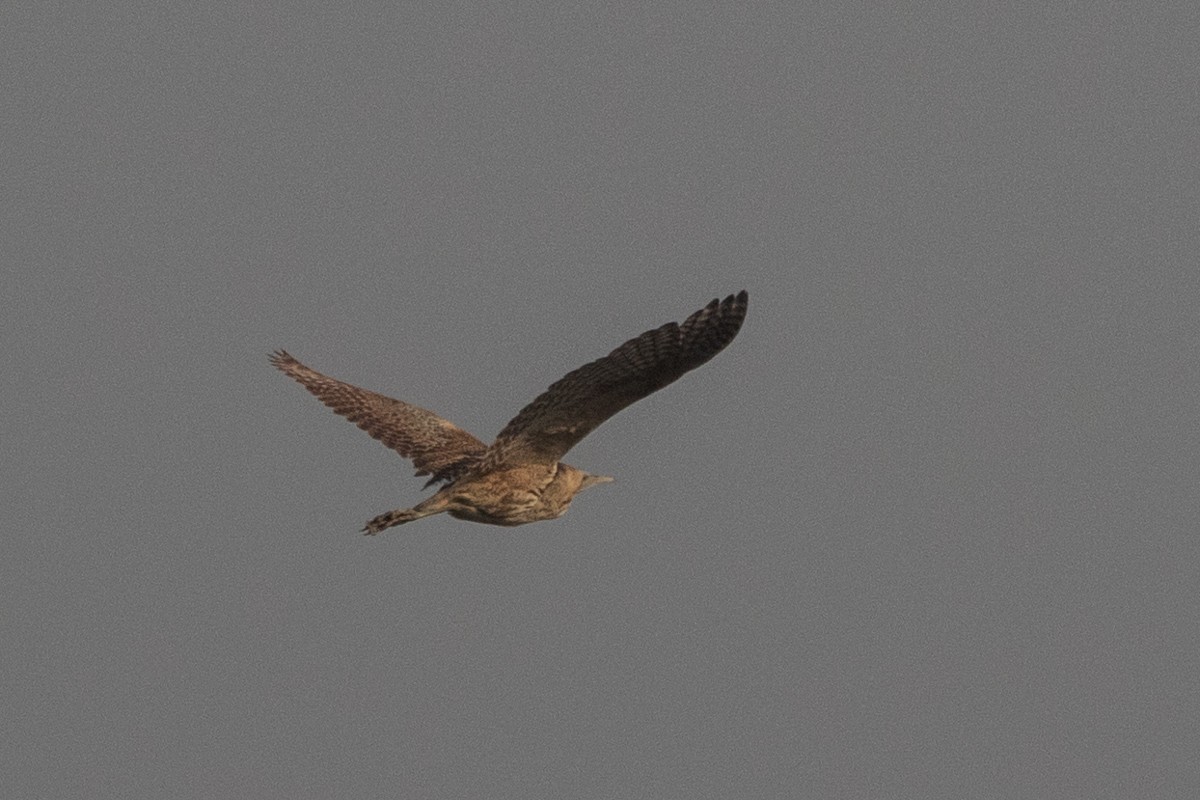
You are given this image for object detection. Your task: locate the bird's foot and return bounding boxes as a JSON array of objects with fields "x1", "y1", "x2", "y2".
[{"x1": 362, "y1": 508, "x2": 422, "y2": 535}]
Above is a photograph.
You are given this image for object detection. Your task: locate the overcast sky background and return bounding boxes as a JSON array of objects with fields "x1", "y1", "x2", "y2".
[{"x1": 5, "y1": 3, "x2": 1199, "y2": 798}]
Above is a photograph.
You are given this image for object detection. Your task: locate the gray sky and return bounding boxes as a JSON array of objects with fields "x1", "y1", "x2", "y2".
[{"x1": 6, "y1": 3, "x2": 1199, "y2": 798}]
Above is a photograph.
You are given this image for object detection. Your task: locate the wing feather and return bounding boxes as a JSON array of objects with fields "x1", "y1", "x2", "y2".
[
  {"x1": 482, "y1": 291, "x2": 748, "y2": 469},
  {"x1": 269, "y1": 351, "x2": 486, "y2": 486}
]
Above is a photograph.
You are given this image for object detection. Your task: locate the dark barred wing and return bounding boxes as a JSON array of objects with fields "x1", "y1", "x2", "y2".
[{"x1": 482, "y1": 291, "x2": 748, "y2": 470}]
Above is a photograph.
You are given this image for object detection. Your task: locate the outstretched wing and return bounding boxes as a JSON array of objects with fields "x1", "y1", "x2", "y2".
[
  {"x1": 482, "y1": 291, "x2": 748, "y2": 470},
  {"x1": 269, "y1": 351, "x2": 487, "y2": 486}
]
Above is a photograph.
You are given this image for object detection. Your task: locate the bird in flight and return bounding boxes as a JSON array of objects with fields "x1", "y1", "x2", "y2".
[{"x1": 270, "y1": 291, "x2": 748, "y2": 534}]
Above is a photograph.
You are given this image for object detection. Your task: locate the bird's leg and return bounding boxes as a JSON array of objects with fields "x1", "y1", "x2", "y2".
[{"x1": 361, "y1": 492, "x2": 451, "y2": 535}]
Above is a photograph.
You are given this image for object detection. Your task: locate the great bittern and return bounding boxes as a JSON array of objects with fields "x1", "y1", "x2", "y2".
[{"x1": 270, "y1": 291, "x2": 748, "y2": 533}]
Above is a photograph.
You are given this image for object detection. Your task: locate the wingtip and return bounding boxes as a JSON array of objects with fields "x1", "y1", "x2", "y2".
[
  {"x1": 714, "y1": 290, "x2": 748, "y2": 310},
  {"x1": 717, "y1": 290, "x2": 749, "y2": 318},
  {"x1": 268, "y1": 349, "x2": 295, "y2": 368}
]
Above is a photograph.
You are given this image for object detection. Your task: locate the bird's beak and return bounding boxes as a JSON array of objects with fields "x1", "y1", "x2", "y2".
[{"x1": 580, "y1": 474, "x2": 615, "y2": 490}]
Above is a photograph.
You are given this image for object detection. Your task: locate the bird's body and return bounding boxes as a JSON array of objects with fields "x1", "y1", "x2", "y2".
[
  {"x1": 270, "y1": 291, "x2": 747, "y2": 534},
  {"x1": 367, "y1": 463, "x2": 611, "y2": 529}
]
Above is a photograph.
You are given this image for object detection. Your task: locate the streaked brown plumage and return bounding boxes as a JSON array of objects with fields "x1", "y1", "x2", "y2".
[{"x1": 270, "y1": 290, "x2": 748, "y2": 533}]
